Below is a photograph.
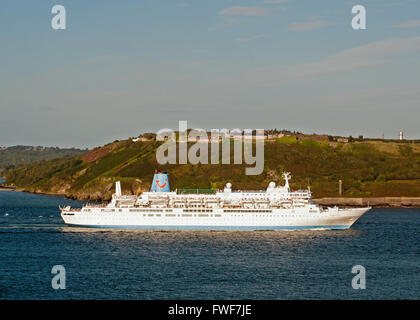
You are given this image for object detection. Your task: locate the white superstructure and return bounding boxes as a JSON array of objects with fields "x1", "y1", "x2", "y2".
[{"x1": 60, "y1": 172, "x2": 370, "y2": 230}]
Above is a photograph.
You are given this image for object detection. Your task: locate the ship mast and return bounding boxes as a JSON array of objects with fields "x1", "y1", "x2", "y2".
[{"x1": 282, "y1": 172, "x2": 291, "y2": 192}]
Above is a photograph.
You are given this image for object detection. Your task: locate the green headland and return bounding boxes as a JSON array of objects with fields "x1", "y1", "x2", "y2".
[{"x1": 2, "y1": 134, "x2": 420, "y2": 205}]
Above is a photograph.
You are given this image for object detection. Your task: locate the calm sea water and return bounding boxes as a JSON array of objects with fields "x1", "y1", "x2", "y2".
[{"x1": 0, "y1": 188, "x2": 419, "y2": 300}]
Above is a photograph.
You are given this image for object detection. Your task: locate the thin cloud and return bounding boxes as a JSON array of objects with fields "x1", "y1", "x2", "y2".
[
  {"x1": 216, "y1": 36, "x2": 420, "y2": 86},
  {"x1": 288, "y1": 36, "x2": 420, "y2": 77},
  {"x1": 395, "y1": 20, "x2": 420, "y2": 28},
  {"x1": 288, "y1": 20, "x2": 336, "y2": 31},
  {"x1": 219, "y1": 6, "x2": 269, "y2": 16},
  {"x1": 264, "y1": 0, "x2": 289, "y2": 3},
  {"x1": 236, "y1": 34, "x2": 272, "y2": 43},
  {"x1": 208, "y1": 16, "x2": 240, "y2": 31}
]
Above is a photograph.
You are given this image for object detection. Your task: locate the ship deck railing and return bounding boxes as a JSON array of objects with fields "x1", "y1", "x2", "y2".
[
  {"x1": 65, "y1": 208, "x2": 82, "y2": 212},
  {"x1": 84, "y1": 203, "x2": 108, "y2": 208},
  {"x1": 177, "y1": 189, "x2": 217, "y2": 194}
]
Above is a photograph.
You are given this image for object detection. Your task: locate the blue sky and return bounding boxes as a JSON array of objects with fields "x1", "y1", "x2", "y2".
[{"x1": 0, "y1": 0, "x2": 420, "y2": 147}]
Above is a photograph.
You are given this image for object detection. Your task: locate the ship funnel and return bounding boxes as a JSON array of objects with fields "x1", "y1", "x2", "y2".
[
  {"x1": 115, "y1": 181, "x2": 122, "y2": 196},
  {"x1": 150, "y1": 172, "x2": 170, "y2": 192}
]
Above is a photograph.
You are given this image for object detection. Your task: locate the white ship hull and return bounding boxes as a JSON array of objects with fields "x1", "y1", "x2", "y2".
[{"x1": 61, "y1": 207, "x2": 369, "y2": 230}]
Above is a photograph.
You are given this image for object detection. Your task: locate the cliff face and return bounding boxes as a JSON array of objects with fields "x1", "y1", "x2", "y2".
[{"x1": 4, "y1": 138, "x2": 420, "y2": 201}]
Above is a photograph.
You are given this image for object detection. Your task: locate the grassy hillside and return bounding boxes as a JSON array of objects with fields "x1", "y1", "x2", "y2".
[
  {"x1": 0, "y1": 146, "x2": 88, "y2": 176},
  {"x1": 3, "y1": 138, "x2": 420, "y2": 200}
]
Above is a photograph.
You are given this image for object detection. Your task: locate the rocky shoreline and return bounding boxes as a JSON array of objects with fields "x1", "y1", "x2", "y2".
[
  {"x1": 0, "y1": 186, "x2": 16, "y2": 191},
  {"x1": 313, "y1": 197, "x2": 420, "y2": 208}
]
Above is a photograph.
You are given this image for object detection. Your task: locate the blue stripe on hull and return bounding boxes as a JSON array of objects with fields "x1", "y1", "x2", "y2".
[{"x1": 66, "y1": 224, "x2": 350, "y2": 230}]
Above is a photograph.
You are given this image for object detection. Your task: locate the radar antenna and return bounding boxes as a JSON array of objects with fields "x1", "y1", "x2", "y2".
[{"x1": 282, "y1": 172, "x2": 291, "y2": 191}]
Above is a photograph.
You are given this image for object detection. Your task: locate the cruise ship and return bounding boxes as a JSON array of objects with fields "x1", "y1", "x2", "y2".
[{"x1": 60, "y1": 172, "x2": 370, "y2": 230}]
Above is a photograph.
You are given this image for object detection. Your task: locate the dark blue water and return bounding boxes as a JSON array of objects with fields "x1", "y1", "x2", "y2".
[{"x1": 0, "y1": 189, "x2": 419, "y2": 300}]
